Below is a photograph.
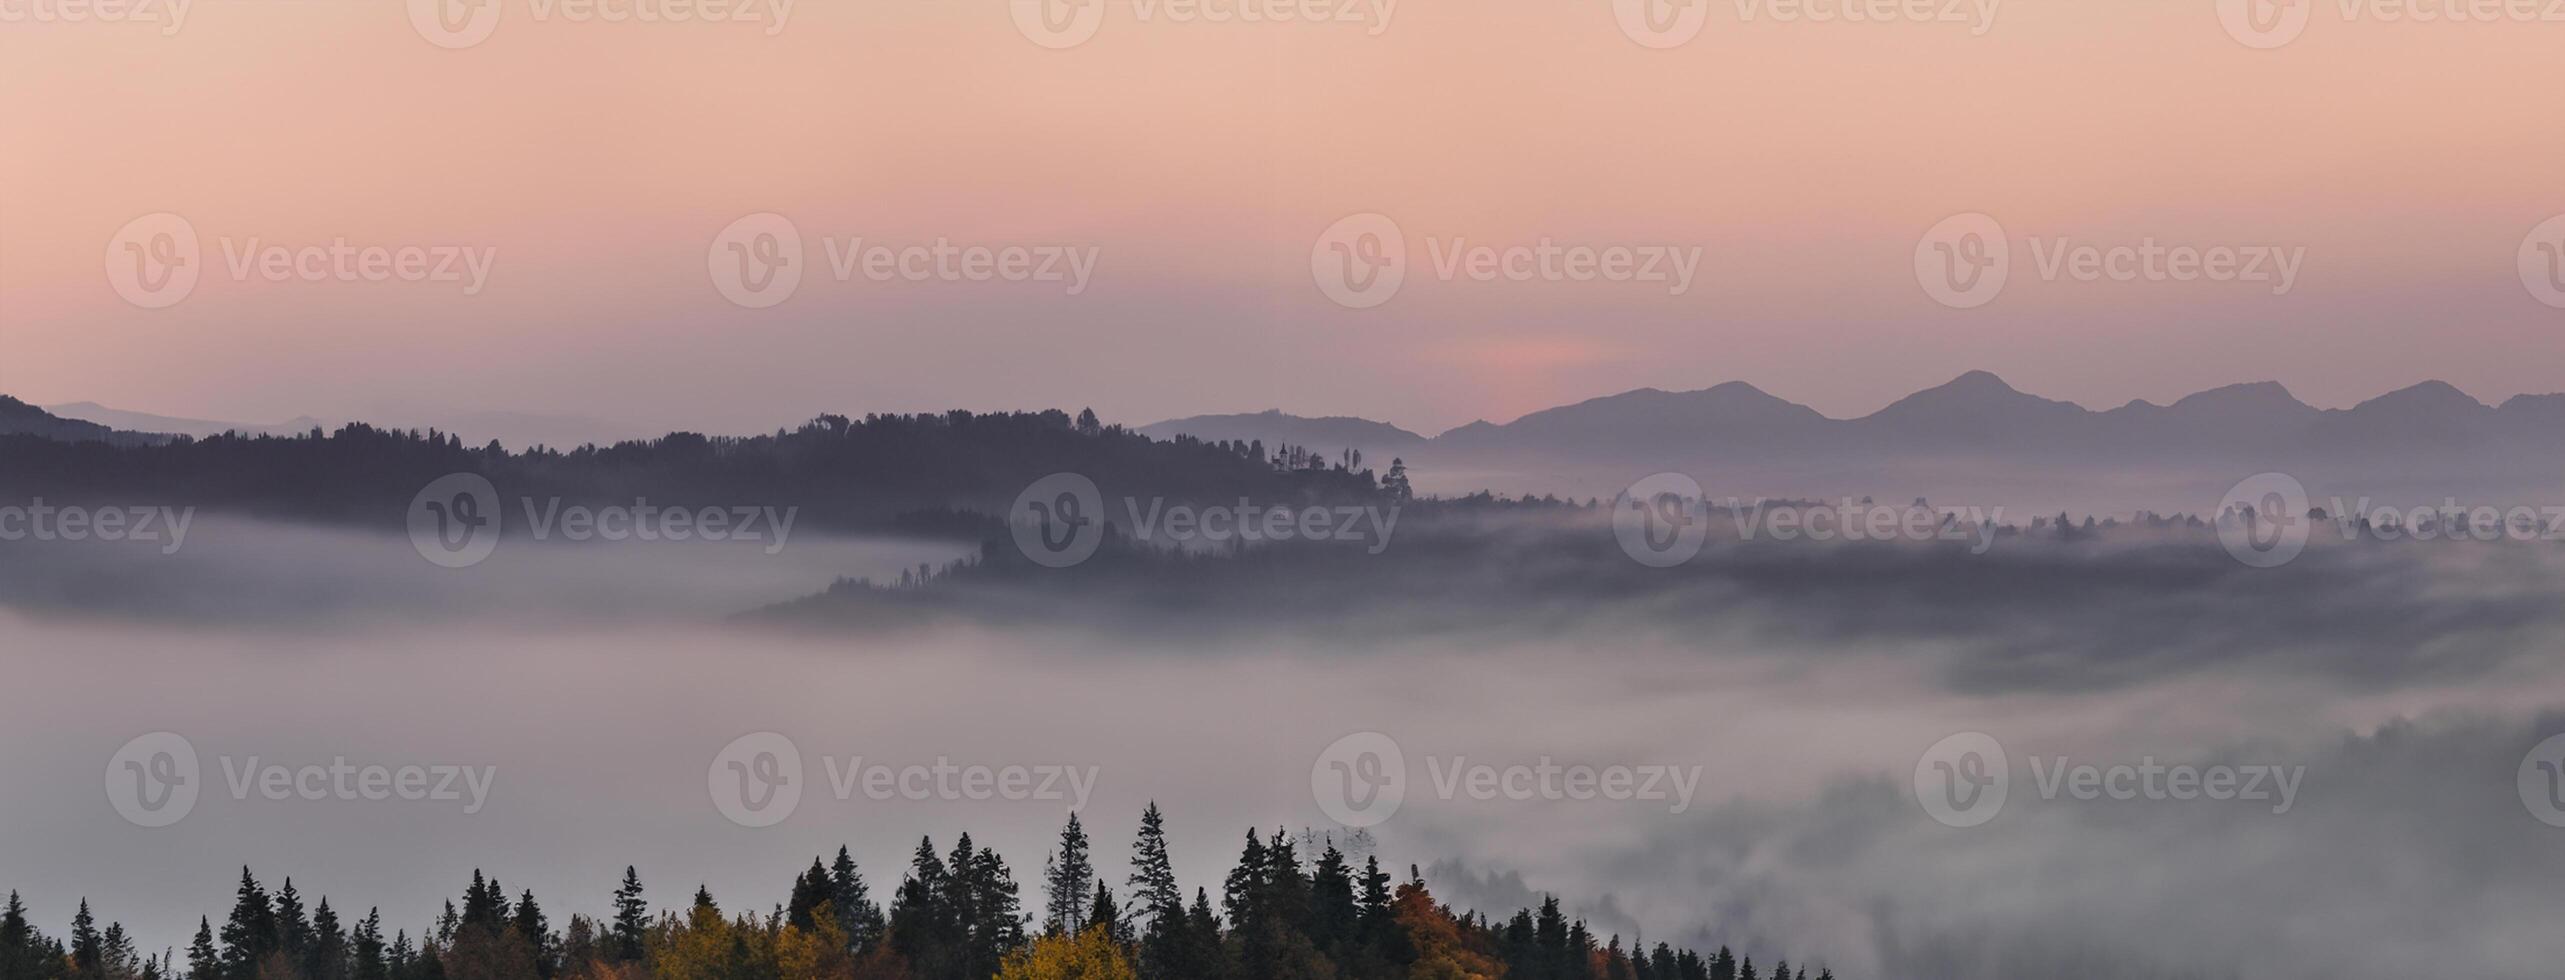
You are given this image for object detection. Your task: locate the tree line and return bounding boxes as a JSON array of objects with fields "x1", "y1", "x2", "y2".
[
  {"x1": 0, "y1": 409, "x2": 1387, "y2": 536},
  {"x1": 0, "y1": 806, "x2": 1832, "y2": 980}
]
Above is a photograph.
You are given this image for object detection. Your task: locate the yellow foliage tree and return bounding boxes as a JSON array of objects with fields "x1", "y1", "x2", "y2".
[
  {"x1": 993, "y1": 925, "x2": 1136, "y2": 980},
  {"x1": 1393, "y1": 884, "x2": 1503, "y2": 980}
]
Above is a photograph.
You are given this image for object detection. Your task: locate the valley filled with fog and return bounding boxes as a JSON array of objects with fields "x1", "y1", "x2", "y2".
[{"x1": 9, "y1": 519, "x2": 2565, "y2": 980}]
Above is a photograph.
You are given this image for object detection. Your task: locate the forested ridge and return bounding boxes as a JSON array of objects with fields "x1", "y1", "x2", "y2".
[
  {"x1": 0, "y1": 808, "x2": 1832, "y2": 980},
  {"x1": 0, "y1": 408, "x2": 1387, "y2": 535}
]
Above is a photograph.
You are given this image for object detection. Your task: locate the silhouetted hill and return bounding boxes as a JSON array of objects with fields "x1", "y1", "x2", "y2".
[
  {"x1": 0, "y1": 407, "x2": 1388, "y2": 535},
  {"x1": 44, "y1": 401, "x2": 333, "y2": 439},
  {"x1": 1437, "y1": 381, "x2": 1831, "y2": 456},
  {"x1": 1138, "y1": 409, "x2": 1425, "y2": 458},
  {"x1": 0, "y1": 396, "x2": 161, "y2": 445}
]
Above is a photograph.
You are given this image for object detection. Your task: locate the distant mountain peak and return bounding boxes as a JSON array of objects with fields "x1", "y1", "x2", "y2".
[{"x1": 2351, "y1": 380, "x2": 2488, "y2": 414}]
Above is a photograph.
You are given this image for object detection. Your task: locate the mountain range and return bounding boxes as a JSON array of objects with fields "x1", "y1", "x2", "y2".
[
  {"x1": 11, "y1": 373, "x2": 2560, "y2": 509},
  {"x1": 1147, "y1": 371, "x2": 2565, "y2": 462}
]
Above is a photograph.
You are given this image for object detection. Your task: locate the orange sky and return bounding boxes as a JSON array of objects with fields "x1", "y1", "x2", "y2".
[{"x1": 2, "y1": 0, "x2": 2559, "y2": 435}]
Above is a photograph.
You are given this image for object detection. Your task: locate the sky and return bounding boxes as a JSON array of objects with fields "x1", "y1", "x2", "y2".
[{"x1": 3, "y1": 0, "x2": 2561, "y2": 437}]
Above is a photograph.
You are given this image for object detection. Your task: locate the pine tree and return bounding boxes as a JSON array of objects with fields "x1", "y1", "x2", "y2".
[
  {"x1": 1083, "y1": 882, "x2": 1123, "y2": 948},
  {"x1": 185, "y1": 920, "x2": 217, "y2": 980},
  {"x1": 826, "y1": 847, "x2": 884, "y2": 954},
  {"x1": 1179, "y1": 890, "x2": 1225, "y2": 980},
  {"x1": 1041, "y1": 814, "x2": 1094, "y2": 937},
  {"x1": 889, "y1": 837, "x2": 953, "y2": 979},
  {"x1": 787, "y1": 859, "x2": 832, "y2": 932},
  {"x1": 510, "y1": 891, "x2": 550, "y2": 978},
  {"x1": 70, "y1": 901, "x2": 101, "y2": 980},
  {"x1": 963, "y1": 841, "x2": 1026, "y2": 979},
  {"x1": 348, "y1": 912, "x2": 384, "y2": 980},
  {"x1": 458, "y1": 873, "x2": 506, "y2": 933},
  {"x1": 272, "y1": 881, "x2": 310, "y2": 964},
  {"x1": 305, "y1": 899, "x2": 346, "y2": 980},
  {"x1": 1306, "y1": 847, "x2": 1358, "y2": 955},
  {"x1": 218, "y1": 869, "x2": 275, "y2": 980},
  {"x1": 1124, "y1": 804, "x2": 1181, "y2": 935},
  {"x1": 609, "y1": 868, "x2": 647, "y2": 964}
]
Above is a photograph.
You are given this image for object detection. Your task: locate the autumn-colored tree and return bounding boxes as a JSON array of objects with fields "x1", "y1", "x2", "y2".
[
  {"x1": 993, "y1": 927, "x2": 1133, "y2": 980},
  {"x1": 1391, "y1": 883, "x2": 1501, "y2": 980}
]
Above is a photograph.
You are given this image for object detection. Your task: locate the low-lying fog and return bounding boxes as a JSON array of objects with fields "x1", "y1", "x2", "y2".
[{"x1": 6, "y1": 518, "x2": 2565, "y2": 980}]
